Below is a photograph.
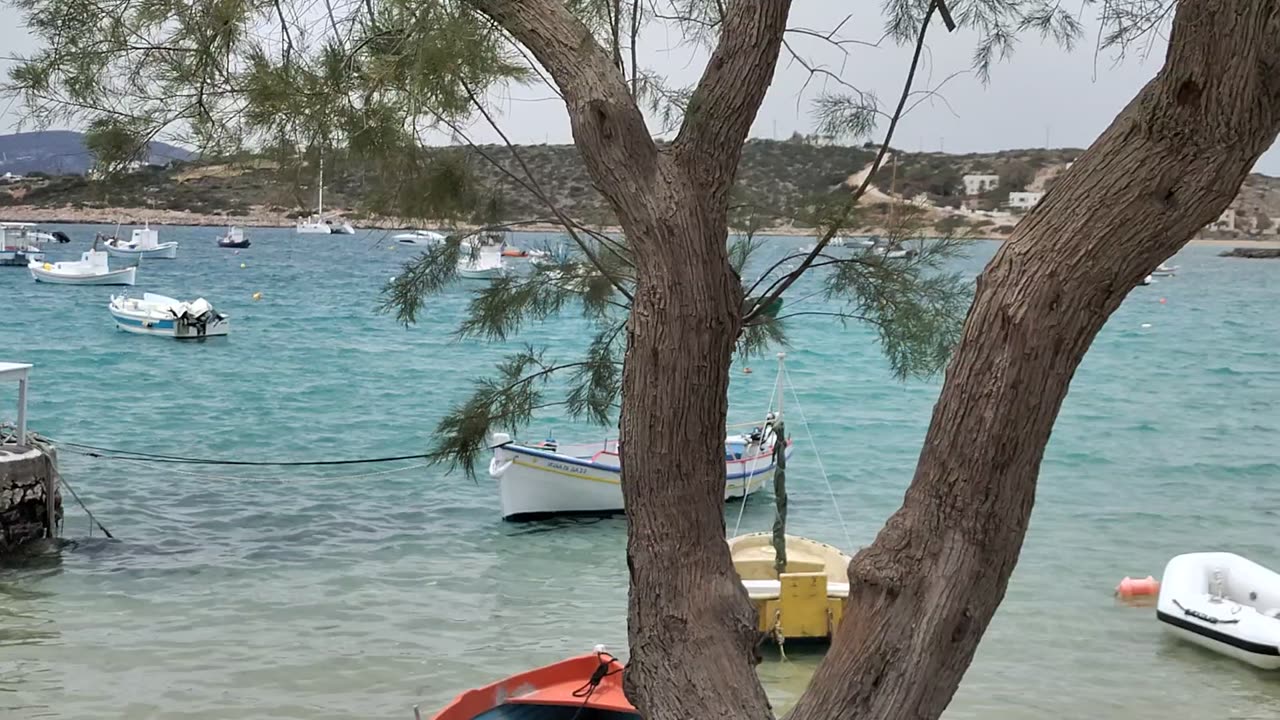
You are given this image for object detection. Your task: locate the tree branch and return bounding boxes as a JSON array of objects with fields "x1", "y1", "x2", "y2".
[
  {"x1": 671, "y1": 0, "x2": 793, "y2": 199},
  {"x1": 456, "y1": 79, "x2": 635, "y2": 302},
  {"x1": 742, "y1": 0, "x2": 941, "y2": 325},
  {"x1": 463, "y1": 0, "x2": 658, "y2": 220}
]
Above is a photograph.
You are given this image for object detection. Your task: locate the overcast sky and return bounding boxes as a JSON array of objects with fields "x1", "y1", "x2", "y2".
[{"x1": 2, "y1": 1, "x2": 1276, "y2": 175}]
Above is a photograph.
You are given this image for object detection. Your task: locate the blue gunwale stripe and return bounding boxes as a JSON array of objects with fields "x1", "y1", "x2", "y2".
[{"x1": 502, "y1": 443, "x2": 791, "y2": 480}]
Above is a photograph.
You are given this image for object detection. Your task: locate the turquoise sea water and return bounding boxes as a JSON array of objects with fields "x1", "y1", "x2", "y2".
[{"x1": 1, "y1": 225, "x2": 1278, "y2": 719}]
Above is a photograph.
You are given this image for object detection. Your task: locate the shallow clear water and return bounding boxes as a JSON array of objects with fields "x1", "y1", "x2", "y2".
[{"x1": 1, "y1": 226, "x2": 1278, "y2": 719}]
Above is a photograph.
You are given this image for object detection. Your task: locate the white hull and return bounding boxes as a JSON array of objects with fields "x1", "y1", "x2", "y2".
[
  {"x1": 1157, "y1": 552, "x2": 1280, "y2": 669},
  {"x1": 489, "y1": 433, "x2": 788, "y2": 520},
  {"x1": 1, "y1": 249, "x2": 44, "y2": 266},
  {"x1": 104, "y1": 242, "x2": 178, "y2": 260},
  {"x1": 395, "y1": 230, "x2": 446, "y2": 246},
  {"x1": 31, "y1": 264, "x2": 135, "y2": 285},
  {"x1": 297, "y1": 220, "x2": 355, "y2": 235},
  {"x1": 458, "y1": 265, "x2": 503, "y2": 280},
  {"x1": 109, "y1": 293, "x2": 229, "y2": 338}
]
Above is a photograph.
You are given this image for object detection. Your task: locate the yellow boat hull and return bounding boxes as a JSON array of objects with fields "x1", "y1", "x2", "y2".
[{"x1": 728, "y1": 532, "x2": 852, "y2": 642}]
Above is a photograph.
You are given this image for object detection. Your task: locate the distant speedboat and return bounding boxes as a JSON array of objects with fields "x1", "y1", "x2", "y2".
[
  {"x1": 109, "y1": 293, "x2": 228, "y2": 338},
  {"x1": 1152, "y1": 263, "x2": 1178, "y2": 277},
  {"x1": 217, "y1": 227, "x2": 250, "y2": 248},
  {"x1": 29, "y1": 249, "x2": 136, "y2": 285},
  {"x1": 393, "y1": 229, "x2": 446, "y2": 246},
  {"x1": 104, "y1": 223, "x2": 178, "y2": 260}
]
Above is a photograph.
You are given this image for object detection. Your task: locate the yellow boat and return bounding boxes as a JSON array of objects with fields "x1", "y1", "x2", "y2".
[{"x1": 729, "y1": 532, "x2": 852, "y2": 643}]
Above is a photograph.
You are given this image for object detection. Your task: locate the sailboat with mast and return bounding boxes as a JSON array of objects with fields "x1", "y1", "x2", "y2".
[
  {"x1": 296, "y1": 157, "x2": 355, "y2": 235},
  {"x1": 728, "y1": 353, "x2": 854, "y2": 647}
]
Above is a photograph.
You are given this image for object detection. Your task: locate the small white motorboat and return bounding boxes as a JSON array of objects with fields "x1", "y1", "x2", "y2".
[
  {"x1": 1152, "y1": 263, "x2": 1178, "y2": 277},
  {"x1": 393, "y1": 229, "x2": 447, "y2": 246},
  {"x1": 458, "y1": 243, "x2": 506, "y2": 280},
  {"x1": 0, "y1": 222, "x2": 50, "y2": 266},
  {"x1": 109, "y1": 293, "x2": 228, "y2": 338},
  {"x1": 488, "y1": 421, "x2": 791, "y2": 521},
  {"x1": 217, "y1": 226, "x2": 250, "y2": 248},
  {"x1": 29, "y1": 249, "x2": 136, "y2": 285},
  {"x1": 1140, "y1": 274, "x2": 1156, "y2": 286},
  {"x1": 104, "y1": 223, "x2": 178, "y2": 260},
  {"x1": 1157, "y1": 552, "x2": 1280, "y2": 669}
]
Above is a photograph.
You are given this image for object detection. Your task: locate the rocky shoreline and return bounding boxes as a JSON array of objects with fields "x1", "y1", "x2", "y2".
[{"x1": 2, "y1": 204, "x2": 1280, "y2": 248}]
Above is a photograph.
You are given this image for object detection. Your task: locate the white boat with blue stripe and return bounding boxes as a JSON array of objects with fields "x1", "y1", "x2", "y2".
[
  {"x1": 103, "y1": 224, "x2": 178, "y2": 261},
  {"x1": 488, "y1": 420, "x2": 790, "y2": 521},
  {"x1": 109, "y1": 293, "x2": 229, "y2": 339}
]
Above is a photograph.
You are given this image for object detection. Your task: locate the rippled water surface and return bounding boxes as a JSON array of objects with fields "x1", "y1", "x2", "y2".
[{"x1": 1, "y1": 226, "x2": 1278, "y2": 719}]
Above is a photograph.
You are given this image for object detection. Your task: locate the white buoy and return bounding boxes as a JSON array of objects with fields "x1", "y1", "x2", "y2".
[{"x1": 1141, "y1": 323, "x2": 1152, "y2": 328}]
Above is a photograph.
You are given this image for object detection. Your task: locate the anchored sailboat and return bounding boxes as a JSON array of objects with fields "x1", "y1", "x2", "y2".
[{"x1": 296, "y1": 157, "x2": 355, "y2": 235}]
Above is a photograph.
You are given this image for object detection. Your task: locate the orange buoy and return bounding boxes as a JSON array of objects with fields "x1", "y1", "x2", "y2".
[
  {"x1": 1116, "y1": 575, "x2": 1160, "y2": 598},
  {"x1": 1159, "y1": 297, "x2": 1167, "y2": 304}
]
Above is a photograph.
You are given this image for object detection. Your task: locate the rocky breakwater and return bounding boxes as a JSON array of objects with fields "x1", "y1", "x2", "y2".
[{"x1": 1220, "y1": 247, "x2": 1280, "y2": 259}]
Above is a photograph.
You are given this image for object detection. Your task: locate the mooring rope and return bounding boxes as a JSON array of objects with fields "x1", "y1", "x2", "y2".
[
  {"x1": 782, "y1": 365, "x2": 854, "y2": 551},
  {"x1": 732, "y1": 362, "x2": 782, "y2": 537},
  {"x1": 45, "y1": 436, "x2": 439, "y2": 467},
  {"x1": 104, "y1": 455, "x2": 432, "y2": 484}
]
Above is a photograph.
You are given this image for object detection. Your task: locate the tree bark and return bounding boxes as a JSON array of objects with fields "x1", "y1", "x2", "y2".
[
  {"x1": 616, "y1": 169, "x2": 769, "y2": 718},
  {"x1": 468, "y1": 2, "x2": 790, "y2": 718},
  {"x1": 790, "y1": 0, "x2": 1280, "y2": 718}
]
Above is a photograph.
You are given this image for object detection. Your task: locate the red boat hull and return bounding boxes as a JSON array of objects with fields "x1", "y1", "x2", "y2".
[{"x1": 430, "y1": 652, "x2": 636, "y2": 720}]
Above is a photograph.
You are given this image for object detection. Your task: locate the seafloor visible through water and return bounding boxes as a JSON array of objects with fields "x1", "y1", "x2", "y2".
[{"x1": 1, "y1": 226, "x2": 1278, "y2": 719}]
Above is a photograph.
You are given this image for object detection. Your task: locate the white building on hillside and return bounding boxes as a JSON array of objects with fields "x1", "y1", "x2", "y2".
[
  {"x1": 1208, "y1": 206, "x2": 1239, "y2": 230},
  {"x1": 963, "y1": 174, "x2": 1000, "y2": 195},
  {"x1": 1008, "y1": 191, "x2": 1044, "y2": 210},
  {"x1": 1209, "y1": 208, "x2": 1237, "y2": 232}
]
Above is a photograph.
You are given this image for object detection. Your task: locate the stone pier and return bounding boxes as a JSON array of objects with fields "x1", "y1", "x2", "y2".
[
  {"x1": 0, "y1": 444, "x2": 61, "y2": 552},
  {"x1": 1, "y1": 362, "x2": 61, "y2": 553}
]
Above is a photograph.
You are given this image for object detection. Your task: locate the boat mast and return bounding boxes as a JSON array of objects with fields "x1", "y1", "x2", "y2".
[
  {"x1": 771, "y1": 352, "x2": 788, "y2": 575},
  {"x1": 317, "y1": 155, "x2": 324, "y2": 216}
]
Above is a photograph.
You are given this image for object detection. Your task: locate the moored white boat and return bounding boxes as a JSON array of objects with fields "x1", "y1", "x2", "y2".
[
  {"x1": 104, "y1": 223, "x2": 178, "y2": 260},
  {"x1": 458, "y1": 244, "x2": 506, "y2": 280},
  {"x1": 217, "y1": 226, "x2": 250, "y2": 248},
  {"x1": 488, "y1": 423, "x2": 789, "y2": 521},
  {"x1": 296, "y1": 157, "x2": 355, "y2": 235},
  {"x1": 1157, "y1": 552, "x2": 1280, "y2": 669},
  {"x1": 1152, "y1": 263, "x2": 1178, "y2": 277},
  {"x1": 29, "y1": 249, "x2": 136, "y2": 285},
  {"x1": 0, "y1": 222, "x2": 47, "y2": 266},
  {"x1": 108, "y1": 293, "x2": 229, "y2": 338},
  {"x1": 393, "y1": 229, "x2": 447, "y2": 246}
]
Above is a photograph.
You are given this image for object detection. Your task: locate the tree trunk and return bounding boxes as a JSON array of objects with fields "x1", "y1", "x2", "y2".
[
  {"x1": 790, "y1": 1, "x2": 1280, "y2": 718},
  {"x1": 616, "y1": 162, "x2": 773, "y2": 719}
]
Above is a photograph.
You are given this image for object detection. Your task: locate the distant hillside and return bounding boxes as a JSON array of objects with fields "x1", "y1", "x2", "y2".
[
  {"x1": 0, "y1": 138, "x2": 1276, "y2": 237},
  {"x1": 0, "y1": 131, "x2": 193, "y2": 175}
]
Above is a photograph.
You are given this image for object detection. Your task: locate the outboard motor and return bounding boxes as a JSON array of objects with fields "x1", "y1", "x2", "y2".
[{"x1": 51, "y1": 231, "x2": 72, "y2": 244}]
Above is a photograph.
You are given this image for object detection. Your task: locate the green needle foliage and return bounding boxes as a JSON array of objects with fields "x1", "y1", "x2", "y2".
[{"x1": 6, "y1": 0, "x2": 1083, "y2": 474}]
